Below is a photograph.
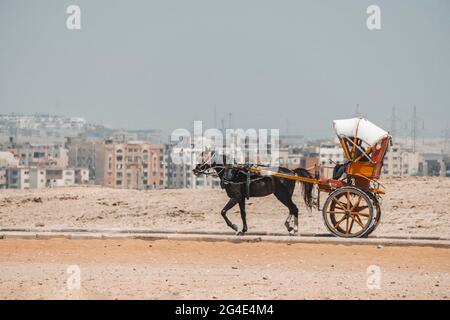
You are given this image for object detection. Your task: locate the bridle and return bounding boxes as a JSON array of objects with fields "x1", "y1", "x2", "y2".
[{"x1": 193, "y1": 151, "x2": 224, "y2": 176}]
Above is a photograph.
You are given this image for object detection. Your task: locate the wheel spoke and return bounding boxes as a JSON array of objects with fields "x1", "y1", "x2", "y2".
[
  {"x1": 354, "y1": 214, "x2": 367, "y2": 228},
  {"x1": 345, "y1": 216, "x2": 350, "y2": 234},
  {"x1": 351, "y1": 196, "x2": 363, "y2": 211},
  {"x1": 352, "y1": 215, "x2": 365, "y2": 228},
  {"x1": 346, "y1": 192, "x2": 351, "y2": 210},
  {"x1": 334, "y1": 215, "x2": 347, "y2": 228},
  {"x1": 352, "y1": 212, "x2": 370, "y2": 217},
  {"x1": 333, "y1": 197, "x2": 347, "y2": 210},
  {"x1": 326, "y1": 211, "x2": 346, "y2": 215},
  {"x1": 348, "y1": 216, "x2": 355, "y2": 233}
]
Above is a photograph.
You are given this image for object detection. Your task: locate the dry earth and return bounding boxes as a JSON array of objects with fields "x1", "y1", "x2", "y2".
[
  {"x1": 0, "y1": 177, "x2": 449, "y2": 300},
  {"x1": 0, "y1": 239, "x2": 448, "y2": 300},
  {"x1": 0, "y1": 177, "x2": 449, "y2": 237}
]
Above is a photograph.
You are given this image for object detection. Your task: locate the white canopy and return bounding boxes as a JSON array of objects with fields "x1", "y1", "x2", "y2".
[{"x1": 333, "y1": 118, "x2": 389, "y2": 147}]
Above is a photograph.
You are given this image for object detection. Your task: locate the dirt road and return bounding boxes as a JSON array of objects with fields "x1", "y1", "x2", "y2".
[{"x1": 0, "y1": 238, "x2": 448, "y2": 299}]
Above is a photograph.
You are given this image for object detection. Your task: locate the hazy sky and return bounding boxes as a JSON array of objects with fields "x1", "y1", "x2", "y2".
[{"x1": 1, "y1": 0, "x2": 449, "y2": 138}]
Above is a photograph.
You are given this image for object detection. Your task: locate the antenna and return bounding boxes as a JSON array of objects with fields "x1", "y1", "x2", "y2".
[
  {"x1": 410, "y1": 105, "x2": 424, "y2": 153},
  {"x1": 387, "y1": 106, "x2": 401, "y2": 140},
  {"x1": 355, "y1": 104, "x2": 362, "y2": 117},
  {"x1": 444, "y1": 122, "x2": 450, "y2": 155},
  {"x1": 411, "y1": 106, "x2": 417, "y2": 152},
  {"x1": 228, "y1": 112, "x2": 232, "y2": 129}
]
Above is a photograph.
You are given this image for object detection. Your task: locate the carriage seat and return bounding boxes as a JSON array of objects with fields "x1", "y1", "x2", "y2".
[{"x1": 346, "y1": 137, "x2": 390, "y2": 180}]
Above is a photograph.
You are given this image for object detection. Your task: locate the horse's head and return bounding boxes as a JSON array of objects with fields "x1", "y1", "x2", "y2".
[{"x1": 192, "y1": 150, "x2": 216, "y2": 176}]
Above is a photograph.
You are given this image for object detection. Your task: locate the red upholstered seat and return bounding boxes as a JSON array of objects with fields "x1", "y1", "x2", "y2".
[{"x1": 371, "y1": 138, "x2": 389, "y2": 164}]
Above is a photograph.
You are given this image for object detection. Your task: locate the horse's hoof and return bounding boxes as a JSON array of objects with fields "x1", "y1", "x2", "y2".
[
  {"x1": 286, "y1": 226, "x2": 294, "y2": 232},
  {"x1": 236, "y1": 231, "x2": 245, "y2": 236},
  {"x1": 231, "y1": 224, "x2": 238, "y2": 232}
]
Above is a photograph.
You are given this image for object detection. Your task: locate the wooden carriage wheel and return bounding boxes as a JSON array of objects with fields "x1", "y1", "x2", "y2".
[
  {"x1": 322, "y1": 187, "x2": 374, "y2": 238},
  {"x1": 364, "y1": 193, "x2": 382, "y2": 237}
]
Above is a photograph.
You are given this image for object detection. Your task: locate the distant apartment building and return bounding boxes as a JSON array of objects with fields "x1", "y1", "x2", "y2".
[
  {"x1": 75, "y1": 168, "x2": 90, "y2": 184},
  {"x1": 2, "y1": 166, "x2": 87, "y2": 189},
  {"x1": 123, "y1": 129, "x2": 163, "y2": 144},
  {"x1": 103, "y1": 141, "x2": 165, "y2": 190},
  {"x1": 382, "y1": 141, "x2": 449, "y2": 177},
  {"x1": 65, "y1": 135, "x2": 104, "y2": 184},
  {"x1": 29, "y1": 168, "x2": 46, "y2": 189},
  {"x1": 166, "y1": 161, "x2": 193, "y2": 189},
  {"x1": 46, "y1": 168, "x2": 75, "y2": 187},
  {"x1": 6, "y1": 168, "x2": 30, "y2": 189},
  {"x1": 383, "y1": 145, "x2": 420, "y2": 176},
  {"x1": 319, "y1": 140, "x2": 345, "y2": 178},
  {"x1": 0, "y1": 151, "x2": 19, "y2": 167},
  {"x1": 0, "y1": 168, "x2": 7, "y2": 189},
  {"x1": 16, "y1": 143, "x2": 68, "y2": 168},
  {"x1": 0, "y1": 114, "x2": 87, "y2": 143},
  {"x1": 165, "y1": 144, "x2": 221, "y2": 189},
  {"x1": 417, "y1": 153, "x2": 448, "y2": 177},
  {"x1": 275, "y1": 147, "x2": 319, "y2": 171}
]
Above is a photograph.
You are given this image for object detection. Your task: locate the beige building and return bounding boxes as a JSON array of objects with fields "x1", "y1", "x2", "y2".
[
  {"x1": 103, "y1": 141, "x2": 165, "y2": 190},
  {"x1": 6, "y1": 168, "x2": 30, "y2": 189},
  {"x1": 17, "y1": 143, "x2": 68, "y2": 168},
  {"x1": 276, "y1": 147, "x2": 319, "y2": 171},
  {"x1": 65, "y1": 136, "x2": 105, "y2": 184},
  {"x1": 319, "y1": 140, "x2": 345, "y2": 178},
  {"x1": 383, "y1": 145, "x2": 420, "y2": 177},
  {"x1": 46, "y1": 168, "x2": 76, "y2": 186},
  {"x1": 0, "y1": 151, "x2": 19, "y2": 167},
  {"x1": 29, "y1": 168, "x2": 46, "y2": 189},
  {"x1": 0, "y1": 168, "x2": 6, "y2": 189},
  {"x1": 75, "y1": 168, "x2": 90, "y2": 184}
]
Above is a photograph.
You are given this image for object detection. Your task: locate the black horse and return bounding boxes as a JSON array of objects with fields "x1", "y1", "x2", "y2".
[{"x1": 193, "y1": 151, "x2": 314, "y2": 235}]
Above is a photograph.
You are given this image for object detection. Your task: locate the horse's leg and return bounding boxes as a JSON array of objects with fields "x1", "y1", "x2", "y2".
[
  {"x1": 221, "y1": 198, "x2": 239, "y2": 232},
  {"x1": 286, "y1": 197, "x2": 299, "y2": 235},
  {"x1": 284, "y1": 214, "x2": 293, "y2": 232},
  {"x1": 274, "y1": 186, "x2": 299, "y2": 235},
  {"x1": 237, "y1": 198, "x2": 247, "y2": 235}
]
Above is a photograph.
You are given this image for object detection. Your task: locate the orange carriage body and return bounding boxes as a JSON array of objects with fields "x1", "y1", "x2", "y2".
[{"x1": 345, "y1": 136, "x2": 390, "y2": 181}]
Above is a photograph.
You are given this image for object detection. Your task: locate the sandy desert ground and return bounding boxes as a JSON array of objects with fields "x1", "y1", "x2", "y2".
[
  {"x1": 0, "y1": 238, "x2": 448, "y2": 300},
  {"x1": 0, "y1": 177, "x2": 449, "y2": 300},
  {"x1": 0, "y1": 177, "x2": 449, "y2": 237}
]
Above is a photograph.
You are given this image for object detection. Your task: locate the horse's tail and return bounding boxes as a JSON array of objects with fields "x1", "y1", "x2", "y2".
[{"x1": 293, "y1": 168, "x2": 314, "y2": 210}]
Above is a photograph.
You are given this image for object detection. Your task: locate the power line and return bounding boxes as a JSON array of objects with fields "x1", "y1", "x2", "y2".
[
  {"x1": 354, "y1": 104, "x2": 362, "y2": 117},
  {"x1": 387, "y1": 106, "x2": 401, "y2": 140},
  {"x1": 444, "y1": 122, "x2": 450, "y2": 155},
  {"x1": 410, "y1": 105, "x2": 424, "y2": 153},
  {"x1": 228, "y1": 112, "x2": 232, "y2": 129}
]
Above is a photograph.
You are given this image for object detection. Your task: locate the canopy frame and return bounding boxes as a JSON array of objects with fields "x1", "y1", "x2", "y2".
[{"x1": 333, "y1": 117, "x2": 391, "y2": 163}]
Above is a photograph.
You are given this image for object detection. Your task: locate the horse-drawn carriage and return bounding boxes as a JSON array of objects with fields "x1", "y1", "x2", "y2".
[
  {"x1": 252, "y1": 117, "x2": 391, "y2": 238},
  {"x1": 194, "y1": 117, "x2": 392, "y2": 238}
]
